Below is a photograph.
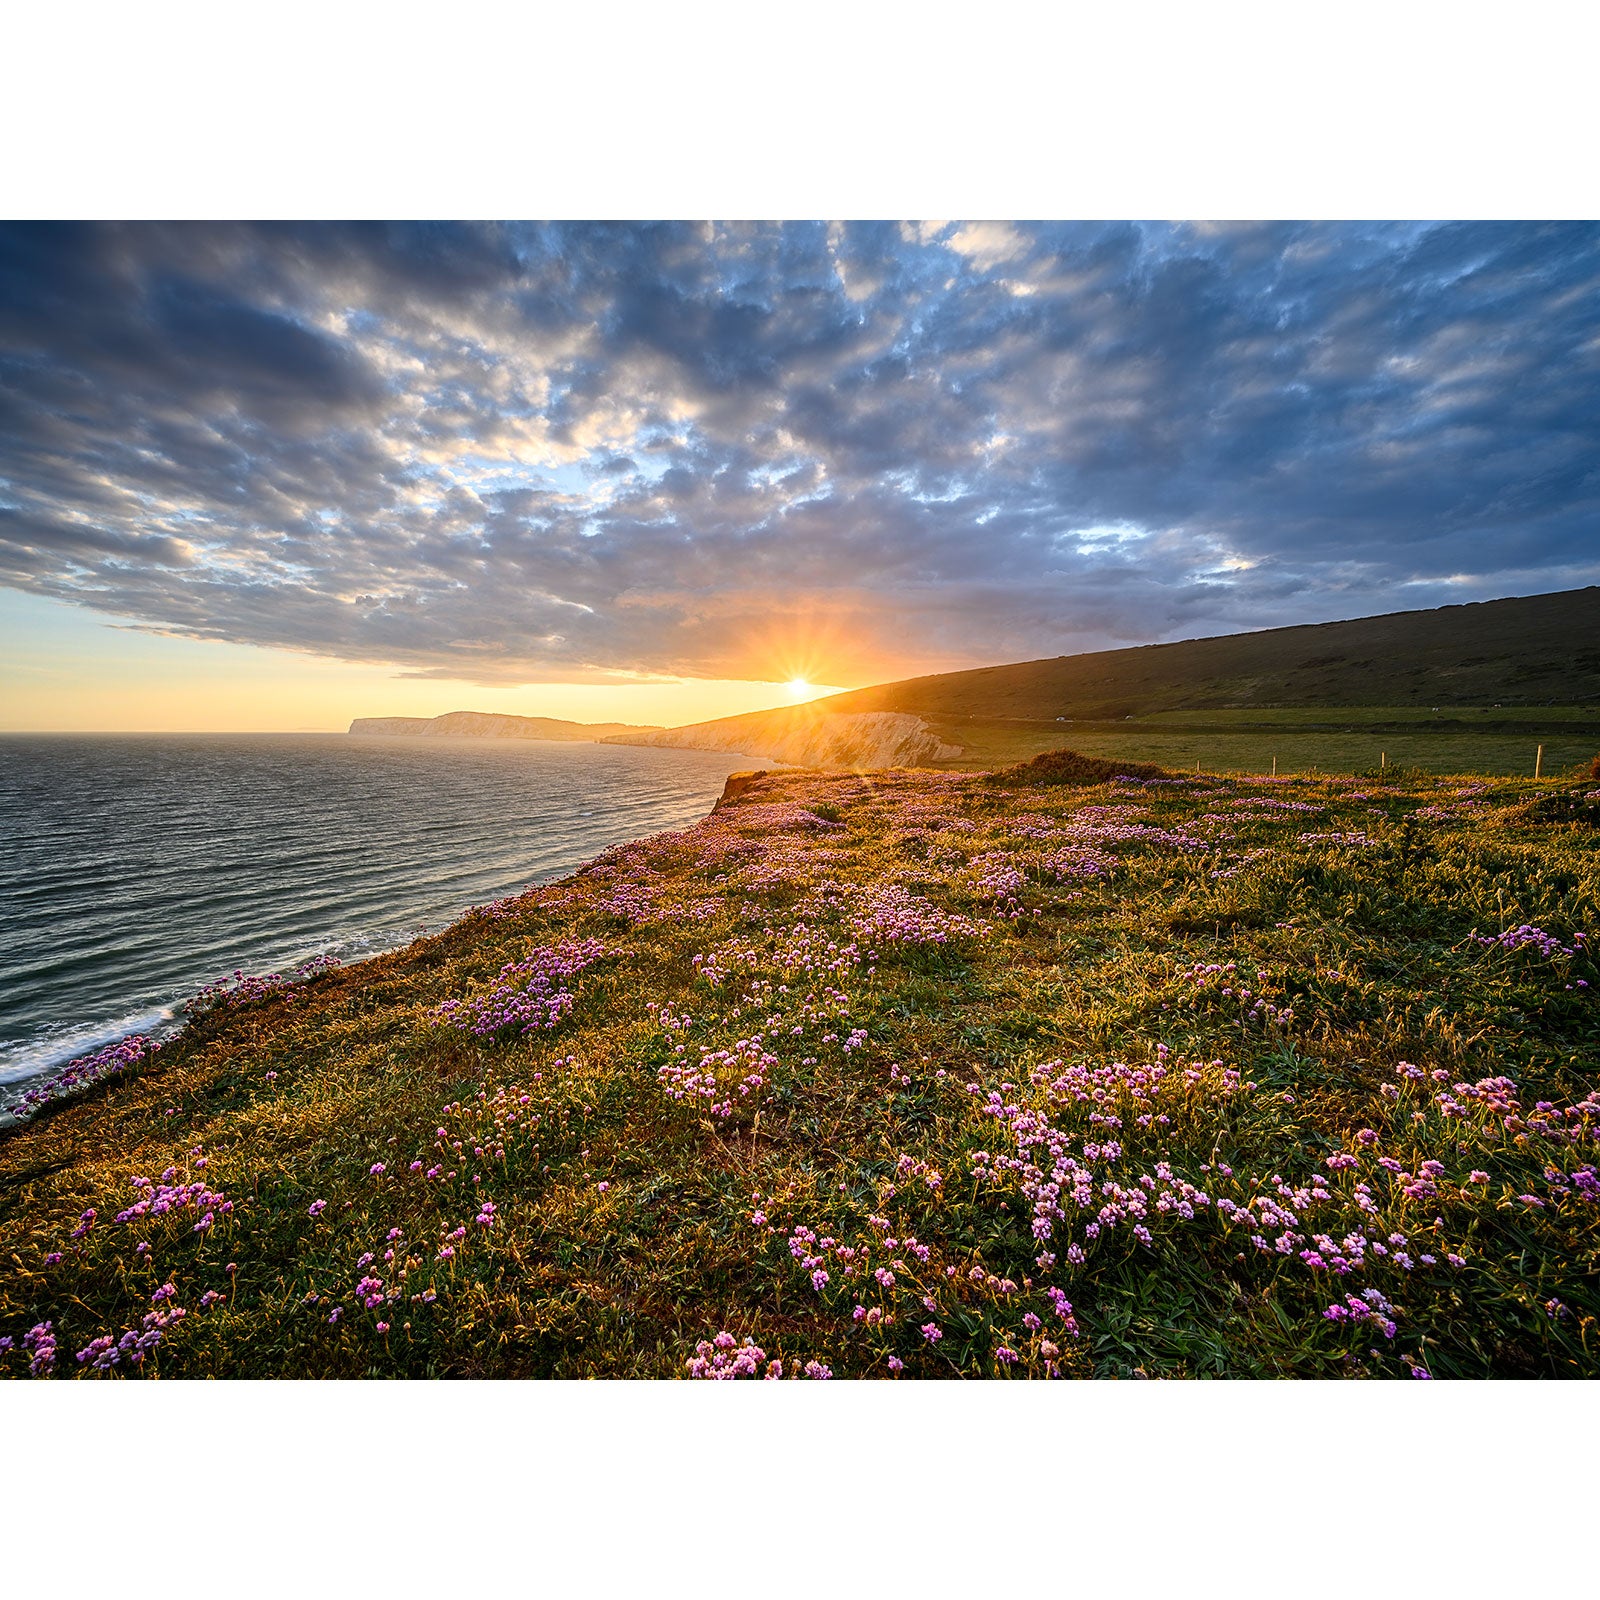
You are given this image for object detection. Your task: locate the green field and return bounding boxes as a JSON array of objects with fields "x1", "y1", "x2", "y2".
[
  {"x1": 4, "y1": 758, "x2": 1597, "y2": 1379},
  {"x1": 926, "y1": 706, "x2": 1600, "y2": 776}
]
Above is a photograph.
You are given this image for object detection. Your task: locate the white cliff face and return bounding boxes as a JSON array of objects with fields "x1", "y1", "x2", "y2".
[
  {"x1": 349, "y1": 712, "x2": 660, "y2": 740},
  {"x1": 615, "y1": 711, "x2": 963, "y2": 769}
]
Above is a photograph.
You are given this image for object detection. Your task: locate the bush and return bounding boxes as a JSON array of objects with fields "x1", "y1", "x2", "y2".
[{"x1": 989, "y1": 746, "x2": 1174, "y2": 788}]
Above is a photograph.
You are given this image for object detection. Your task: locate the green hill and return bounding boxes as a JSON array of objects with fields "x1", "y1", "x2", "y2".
[
  {"x1": 822, "y1": 587, "x2": 1600, "y2": 722},
  {"x1": 613, "y1": 587, "x2": 1600, "y2": 775}
]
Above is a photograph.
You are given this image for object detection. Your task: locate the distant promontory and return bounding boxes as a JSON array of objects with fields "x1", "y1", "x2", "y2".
[{"x1": 348, "y1": 711, "x2": 661, "y2": 741}]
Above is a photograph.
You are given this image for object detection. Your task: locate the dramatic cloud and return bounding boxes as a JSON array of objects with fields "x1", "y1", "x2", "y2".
[{"x1": 1, "y1": 220, "x2": 1596, "y2": 685}]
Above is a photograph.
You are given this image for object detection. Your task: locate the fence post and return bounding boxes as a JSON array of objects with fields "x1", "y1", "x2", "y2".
[{"x1": 1535, "y1": 744, "x2": 1543, "y2": 779}]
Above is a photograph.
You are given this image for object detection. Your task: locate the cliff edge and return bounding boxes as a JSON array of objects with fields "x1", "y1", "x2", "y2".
[
  {"x1": 349, "y1": 711, "x2": 661, "y2": 741},
  {"x1": 608, "y1": 708, "x2": 963, "y2": 769}
]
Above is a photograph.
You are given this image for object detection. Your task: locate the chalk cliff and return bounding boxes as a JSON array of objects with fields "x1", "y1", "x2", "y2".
[
  {"x1": 609, "y1": 709, "x2": 963, "y2": 769},
  {"x1": 349, "y1": 711, "x2": 661, "y2": 740}
]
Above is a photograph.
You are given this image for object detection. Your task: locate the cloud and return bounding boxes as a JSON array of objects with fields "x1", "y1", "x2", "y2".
[
  {"x1": 944, "y1": 221, "x2": 1029, "y2": 269},
  {"x1": 0, "y1": 219, "x2": 1596, "y2": 687}
]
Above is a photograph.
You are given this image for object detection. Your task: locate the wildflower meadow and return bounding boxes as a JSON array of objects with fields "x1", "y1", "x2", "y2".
[{"x1": 2, "y1": 758, "x2": 1596, "y2": 1378}]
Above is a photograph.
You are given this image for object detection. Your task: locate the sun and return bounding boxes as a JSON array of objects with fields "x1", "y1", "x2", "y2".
[{"x1": 784, "y1": 677, "x2": 812, "y2": 698}]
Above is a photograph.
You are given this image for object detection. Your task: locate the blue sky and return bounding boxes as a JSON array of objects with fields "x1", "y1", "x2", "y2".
[{"x1": 2, "y1": 221, "x2": 1597, "y2": 713}]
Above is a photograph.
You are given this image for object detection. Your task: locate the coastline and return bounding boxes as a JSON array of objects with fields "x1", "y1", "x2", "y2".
[
  {"x1": 1, "y1": 739, "x2": 755, "y2": 1126},
  {"x1": 0, "y1": 766, "x2": 764, "y2": 1128}
]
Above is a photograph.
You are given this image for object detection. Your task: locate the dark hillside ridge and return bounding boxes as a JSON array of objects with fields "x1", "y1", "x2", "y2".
[{"x1": 821, "y1": 587, "x2": 1600, "y2": 721}]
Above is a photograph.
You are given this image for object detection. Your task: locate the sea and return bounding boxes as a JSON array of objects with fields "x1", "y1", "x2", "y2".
[{"x1": 0, "y1": 733, "x2": 750, "y2": 1111}]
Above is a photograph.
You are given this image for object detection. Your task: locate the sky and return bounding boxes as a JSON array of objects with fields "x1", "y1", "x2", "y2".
[{"x1": 2, "y1": 220, "x2": 1597, "y2": 731}]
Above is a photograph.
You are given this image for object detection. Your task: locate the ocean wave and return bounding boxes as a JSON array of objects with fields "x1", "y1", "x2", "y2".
[{"x1": 0, "y1": 1007, "x2": 177, "y2": 1085}]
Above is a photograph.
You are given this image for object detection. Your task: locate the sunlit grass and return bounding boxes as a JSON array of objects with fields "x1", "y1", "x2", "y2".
[{"x1": 2, "y1": 756, "x2": 1596, "y2": 1378}]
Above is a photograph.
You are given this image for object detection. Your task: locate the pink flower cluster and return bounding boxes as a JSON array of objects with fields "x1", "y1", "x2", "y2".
[
  {"x1": 114, "y1": 1170, "x2": 234, "y2": 1232},
  {"x1": 188, "y1": 954, "x2": 342, "y2": 1015},
  {"x1": 14, "y1": 1034, "x2": 161, "y2": 1120},
  {"x1": 433, "y1": 938, "x2": 607, "y2": 1037},
  {"x1": 658, "y1": 1034, "x2": 780, "y2": 1120},
  {"x1": 1174, "y1": 962, "x2": 1296, "y2": 1029},
  {"x1": 685, "y1": 1331, "x2": 779, "y2": 1378},
  {"x1": 848, "y1": 884, "x2": 984, "y2": 947},
  {"x1": 1470, "y1": 925, "x2": 1585, "y2": 960}
]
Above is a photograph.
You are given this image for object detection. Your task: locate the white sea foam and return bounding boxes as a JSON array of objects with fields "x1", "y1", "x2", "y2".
[{"x1": 0, "y1": 1007, "x2": 176, "y2": 1084}]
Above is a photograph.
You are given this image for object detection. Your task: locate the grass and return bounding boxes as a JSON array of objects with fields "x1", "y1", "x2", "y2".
[
  {"x1": 824, "y1": 585, "x2": 1600, "y2": 719},
  {"x1": 2, "y1": 756, "x2": 1598, "y2": 1379},
  {"x1": 923, "y1": 708, "x2": 1600, "y2": 775}
]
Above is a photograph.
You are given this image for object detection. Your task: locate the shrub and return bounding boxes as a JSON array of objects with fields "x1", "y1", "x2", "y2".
[{"x1": 989, "y1": 746, "x2": 1174, "y2": 788}]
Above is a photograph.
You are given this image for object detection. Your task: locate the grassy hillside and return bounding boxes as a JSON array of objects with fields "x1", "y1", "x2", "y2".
[
  {"x1": 619, "y1": 590, "x2": 1600, "y2": 773},
  {"x1": 828, "y1": 587, "x2": 1600, "y2": 721},
  {"x1": 4, "y1": 758, "x2": 1597, "y2": 1378}
]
